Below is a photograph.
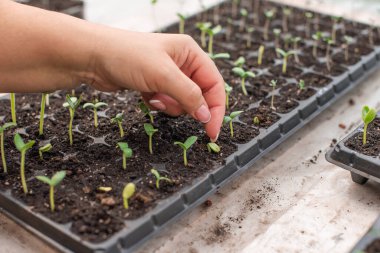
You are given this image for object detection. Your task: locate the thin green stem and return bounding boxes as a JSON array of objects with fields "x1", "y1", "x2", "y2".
[
  {"x1": 10, "y1": 93, "x2": 16, "y2": 124},
  {"x1": 179, "y1": 20, "x2": 184, "y2": 34},
  {"x1": 183, "y1": 149, "x2": 188, "y2": 166},
  {"x1": 208, "y1": 35, "x2": 214, "y2": 54},
  {"x1": 123, "y1": 197, "x2": 129, "y2": 209},
  {"x1": 226, "y1": 94, "x2": 229, "y2": 109},
  {"x1": 282, "y1": 57, "x2": 288, "y2": 74},
  {"x1": 312, "y1": 42, "x2": 317, "y2": 58},
  {"x1": 271, "y1": 85, "x2": 276, "y2": 109},
  {"x1": 230, "y1": 121, "x2": 234, "y2": 138},
  {"x1": 149, "y1": 114, "x2": 154, "y2": 124},
  {"x1": 149, "y1": 135, "x2": 153, "y2": 154},
  {"x1": 39, "y1": 93, "x2": 47, "y2": 136},
  {"x1": 201, "y1": 31, "x2": 206, "y2": 48},
  {"x1": 1, "y1": 133, "x2": 6, "y2": 173},
  {"x1": 118, "y1": 122, "x2": 124, "y2": 138},
  {"x1": 94, "y1": 109, "x2": 98, "y2": 128},
  {"x1": 122, "y1": 153, "x2": 126, "y2": 170},
  {"x1": 50, "y1": 186, "x2": 55, "y2": 212},
  {"x1": 21, "y1": 150, "x2": 27, "y2": 194},
  {"x1": 69, "y1": 109, "x2": 74, "y2": 146},
  {"x1": 363, "y1": 123, "x2": 368, "y2": 145},
  {"x1": 241, "y1": 77, "x2": 247, "y2": 96}
]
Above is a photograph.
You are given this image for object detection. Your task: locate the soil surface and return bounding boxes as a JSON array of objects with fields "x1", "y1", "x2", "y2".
[
  {"x1": 0, "y1": 0, "x2": 377, "y2": 244},
  {"x1": 365, "y1": 238, "x2": 380, "y2": 253}
]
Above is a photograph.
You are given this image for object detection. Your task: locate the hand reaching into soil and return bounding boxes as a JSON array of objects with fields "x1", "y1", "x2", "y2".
[{"x1": 0, "y1": 0, "x2": 225, "y2": 141}]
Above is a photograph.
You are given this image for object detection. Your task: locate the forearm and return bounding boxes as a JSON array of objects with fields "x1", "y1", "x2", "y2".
[{"x1": 0, "y1": 0, "x2": 99, "y2": 92}]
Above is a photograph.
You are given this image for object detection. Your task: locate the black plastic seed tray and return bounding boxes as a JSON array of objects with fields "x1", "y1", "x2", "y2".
[
  {"x1": 1, "y1": 2, "x2": 380, "y2": 253},
  {"x1": 326, "y1": 114, "x2": 380, "y2": 185},
  {"x1": 350, "y1": 216, "x2": 380, "y2": 253},
  {"x1": 16, "y1": 0, "x2": 84, "y2": 18}
]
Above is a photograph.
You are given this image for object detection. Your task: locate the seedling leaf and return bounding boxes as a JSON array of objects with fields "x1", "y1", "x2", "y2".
[{"x1": 51, "y1": 171, "x2": 66, "y2": 186}]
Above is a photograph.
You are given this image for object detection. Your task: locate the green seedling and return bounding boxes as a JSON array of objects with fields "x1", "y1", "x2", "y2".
[
  {"x1": 263, "y1": 9, "x2": 275, "y2": 40},
  {"x1": 292, "y1": 36, "x2": 301, "y2": 63},
  {"x1": 63, "y1": 95, "x2": 81, "y2": 146},
  {"x1": 232, "y1": 67, "x2": 255, "y2": 96},
  {"x1": 223, "y1": 111, "x2": 243, "y2": 137},
  {"x1": 0, "y1": 122, "x2": 16, "y2": 173},
  {"x1": 39, "y1": 93, "x2": 48, "y2": 136},
  {"x1": 151, "y1": 168, "x2": 172, "y2": 189},
  {"x1": 83, "y1": 99, "x2": 108, "y2": 128},
  {"x1": 177, "y1": 13, "x2": 186, "y2": 34},
  {"x1": 282, "y1": 7, "x2": 292, "y2": 32},
  {"x1": 144, "y1": 123, "x2": 158, "y2": 154},
  {"x1": 234, "y1": 56, "x2": 246, "y2": 68},
  {"x1": 98, "y1": 186, "x2": 112, "y2": 192},
  {"x1": 305, "y1": 12, "x2": 313, "y2": 37},
  {"x1": 331, "y1": 16, "x2": 342, "y2": 42},
  {"x1": 283, "y1": 34, "x2": 292, "y2": 49},
  {"x1": 297, "y1": 79, "x2": 305, "y2": 95},
  {"x1": 117, "y1": 142, "x2": 133, "y2": 170},
  {"x1": 258, "y1": 45, "x2": 265, "y2": 66},
  {"x1": 39, "y1": 143, "x2": 52, "y2": 160},
  {"x1": 207, "y1": 142, "x2": 221, "y2": 153},
  {"x1": 226, "y1": 18, "x2": 233, "y2": 41},
  {"x1": 276, "y1": 48, "x2": 296, "y2": 74},
  {"x1": 239, "y1": 8, "x2": 248, "y2": 32},
  {"x1": 361, "y1": 106, "x2": 377, "y2": 145},
  {"x1": 324, "y1": 37, "x2": 335, "y2": 71},
  {"x1": 343, "y1": 36, "x2": 354, "y2": 62},
  {"x1": 225, "y1": 82, "x2": 233, "y2": 110},
  {"x1": 36, "y1": 171, "x2": 66, "y2": 212},
  {"x1": 174, "y1": 136, "x2": 198, "y2": 166},
  {"x1": 196, "y1": 22, "x2": 212, "y2": 48},
  {"x1": 246, "y1": 27, "x2": 255, "y2": 48},
  {"x1": 206, "y1": 25, "x2": 222, "y2": 55},
  {"x1": 139, "y1": 102, "x2": 154, "y2": 124},
  {"x1": 273, "y1": 28, "x2": 281, "y2": 50},
  {"x1": 253, "y1": 116, "x2": 260, "y2": 125},
  {"x1": 269, "y1": 80, "x2": 277, "y2": 110},
  {"x1": 14, "y1": 133, "x2": 35, "y2": 194},
  {"x1": 122, "y1": 183, "x2": 136, "y2": 209},
  {"x1": 312, "y1": 31, "x2": 323, "y2": 58},
  {"x1": 111, "y1": 112, "x2": 125, "y2": 138},
  {"x1": 10, "y1": 93, "x2": 16, "y2": 124},
  {"x1": 209, "y1": 53, "x2": 230, "y2": 61}
]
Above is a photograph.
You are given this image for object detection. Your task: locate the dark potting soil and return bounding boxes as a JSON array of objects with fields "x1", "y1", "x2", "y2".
[
  {"x1": 17, "y1": 0, "x2": 83, "y2": 11},
  {"x1": 365, "y1": 238, "x2": 380, "y2": 253},
  {"x1": 344, "y1": 118, "x2": 380, "y2": 157},
  {"x1": 0, "y1": 0, "x2": 377, "y2": 244}
]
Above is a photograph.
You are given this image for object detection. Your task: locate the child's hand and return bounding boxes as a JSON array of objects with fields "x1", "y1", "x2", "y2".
[{"x1": 90, "y1": 30, "x2": 225, "y2": 141}]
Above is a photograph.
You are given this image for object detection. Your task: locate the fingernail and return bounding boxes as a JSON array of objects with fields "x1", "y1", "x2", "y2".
[
  {"x1": 195, "y1": 104, "x2": 211, "y2": 123},
  {"x1": 149, "y1": 100, "x2": 166, "y2": 111},
  {"x1": 211, "y1": 132, "x2": 219, "y2": 143}
]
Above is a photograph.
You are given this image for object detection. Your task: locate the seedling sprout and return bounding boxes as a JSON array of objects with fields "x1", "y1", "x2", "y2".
[
  {"x1": 122, "y1": 183, "x2": 136, "y2": 209},
  {"x1": 225, "y1": 82, "x2": 233, "y2": 110},
  {"x1": 361, "y1": 106, "x2": 377, "y2": 145},
  {"x1": 246, "y1": 27, "x2": 255, "y2": 48},
  {"x1": 312, "y1": 31, "x2": 323, "y2": 58},
  {"x1": 14, "y1": 133, "x2": 35, "y2": 194},
  {"x1": 10, "y1": 93, "x2": 16, "y2": 124},
  {"x1": 239, "y1": 8, "x2": 248, "y2": 32},
  {"x1": 151, "y1": 168, "x2": 172, "y2": 189},
  {"x1": 174, "y1": 136, "x2": 198, "y2": 166},
  {"x1": 269, "y1": 80, "x2": 277, "y2": 110},
  {"x1": 282, "y1": 7, "x2": 291, "y2": 32},
  {"x1": 209, "y1": 53, "x2": 231, "y2": 61},
  {"x1": 253, "y1": 116, "x2": 260, "y2": 125},
  {"x1": 263, "y1": 9, "x2": 275, "y2": 40},
  {"x1": 0, "y1": 122, "x2": 16, "y2": 173},
  {"x1": 297, "y1": 80, "x2": 305, "y2": 95},
  {"x1": 207, "y1": 142, "x2": 221, "y2": 153},
  {"x1": 283, "y1": 34, "x2": 292, "y2": 50},
  {"x1": 273, "y1": 28, "x2": 281, "y2": 50},
  {"x1": 258, "y1": 45, "x2": 265, "y2": 66},
  {"x1": 232, "y1": 67, "x2": 255, "y2": 96},
  {"x1": 196, "y1": 22, "x2": 212, "y2": 48},
  {"x1": 144, "y1": 123, "x2": 158, "y2": 154},
  {"x1": 177, "y1": 13, "x2": 186, "y2": 34},
  {"x1": 117, "y1": 142, "x2": 133, "y2": 170},
  {"x1": 291, "y1": 36, "x2": 301, "y2": 63},
  {"x1": 343, "y1": 36, "x2": 353, "y2": 62},
  {"x1": 305, "y1": 12, "x2": 313, "y2": 38},
  {"x1": 63, "y1": 95, "x2": 82, "y2": 146},
  {"x1": 39, "y1": 143, "x2": 52, "y2": 160},
  {"x1": 234, "y1": 56, "x2": 245, "y2": 68},
  {"x1": 139, "y1": 102, "x2": 154, "y2": 124},
  {"x1": 223, "y1": 111, "x2": 243, "y2": 137},
  {"x1": 83, "y1": 99, "x2": 108, "y2": 128},
  {"x1": 331, "y1": 16, "x2": 342, "y2": 42},
  {"x1": 111, "y1": 112, "x2": 125, "y2": 138},
  {"x1": 39, "y1": 93, "x2": 48, "y2": 136},
  {"x1": 36, "y1": 171, "x2": 66, "y2": 212},
  {"x1": 276, "y1": 48, "x2": 296, "y2": 74},
  {"x1": 324, "y1": 37, "x2": 335, "y2": 71},
  {"x1": 206, "y1": 25, "x2": 222, "y2": 54}
]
